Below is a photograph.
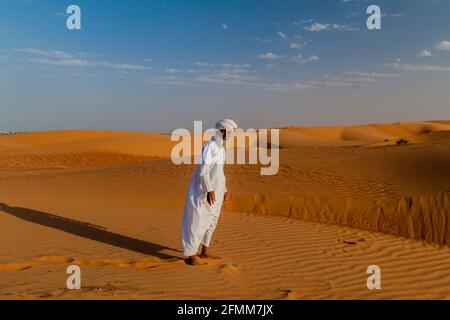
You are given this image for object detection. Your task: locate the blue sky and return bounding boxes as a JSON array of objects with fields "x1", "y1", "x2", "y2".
[{"x1": 1, "y1": 0, "x2": 449, "y2": 132}]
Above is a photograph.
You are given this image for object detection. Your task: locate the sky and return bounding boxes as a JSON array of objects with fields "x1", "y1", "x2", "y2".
[{"x1": 0, "y1": 0, "x2": 449, "y2": 133}]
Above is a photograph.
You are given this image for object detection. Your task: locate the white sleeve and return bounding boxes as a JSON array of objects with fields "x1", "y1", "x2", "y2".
[{"x1": 199, "y1": 143, "x2": 215, "y2": 192}]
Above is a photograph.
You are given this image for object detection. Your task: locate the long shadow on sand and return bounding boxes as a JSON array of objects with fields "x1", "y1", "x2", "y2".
[{"x1": 0, "y1": 203, "x2": 180, "y2": 259}]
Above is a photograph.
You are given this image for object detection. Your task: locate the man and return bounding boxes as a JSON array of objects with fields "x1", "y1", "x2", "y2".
[{"x1": 182, "y1": 119, "x2": 238, "y2": 265}]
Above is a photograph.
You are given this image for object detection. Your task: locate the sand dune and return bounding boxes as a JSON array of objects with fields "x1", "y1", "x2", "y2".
[
  {"x1": 280, "y1": 121, "x2": 450, "y2": 146},
  {"x1": 0, "y1": 130, "x2": 174, "y2": 170},
  {"x1": 0, "y1": 120, "x2": 449, "y2": 299}
]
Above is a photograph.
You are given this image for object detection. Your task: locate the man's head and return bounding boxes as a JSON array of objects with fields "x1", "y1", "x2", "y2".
[
  {"x1": 214, "y1": 119, "x2": 238, "y2": 146},
  {"x1": 215, "y1": 119, "x2": 238, "y2": 136}
]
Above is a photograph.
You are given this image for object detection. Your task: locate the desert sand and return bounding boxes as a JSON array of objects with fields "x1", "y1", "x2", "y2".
[{"x1": 1, "y1": 120, "x2": 450, "y2": 300}]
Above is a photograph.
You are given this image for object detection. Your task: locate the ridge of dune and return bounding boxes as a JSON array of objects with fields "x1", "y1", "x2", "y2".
[
  {"x1": 406, "y1": 130, "x2": 450, "y2": 144},
  {"x1": 282, "y1": 120, "x2": 450, "y2": 145},
  {"x1": 0, "y1": 130, "x2": 176, "y2": 169},
  {"x1": 0, "y1": 130, "x2": 174, "y2": 158},
  {"x1": 224, "y1": 192, "x2": 450, "y2": 246},
  {"x1": 431, "y1": 120, "x2": 450, "y2": 126},
  {"x1": 370, "y1": 130, "x2": 450, "y2": 147}
]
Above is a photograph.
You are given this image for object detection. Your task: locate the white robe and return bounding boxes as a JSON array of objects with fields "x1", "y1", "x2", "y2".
[{"x1": 182, "y1": 138, "x2": 227, "y2": 257}]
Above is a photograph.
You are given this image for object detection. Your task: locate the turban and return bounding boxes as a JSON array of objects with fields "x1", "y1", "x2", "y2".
[{"x1": 215, "y1": 119, "x2": 238, "y2": 133}]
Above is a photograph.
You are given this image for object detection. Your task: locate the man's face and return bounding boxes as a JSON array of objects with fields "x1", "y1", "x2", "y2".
[{"x1": 220, "y1": 129, "x2": 227, "y2": 140}]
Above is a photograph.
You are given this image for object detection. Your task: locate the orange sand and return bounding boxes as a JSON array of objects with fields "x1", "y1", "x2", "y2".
[{"x1": 0, "y1": 120, "x2": 449, "y2": 299}]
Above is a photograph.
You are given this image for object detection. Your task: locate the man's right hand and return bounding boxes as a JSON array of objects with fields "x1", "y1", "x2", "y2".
[{"x1": 207, "y1": 191, "x2": 216, "y2": 205}]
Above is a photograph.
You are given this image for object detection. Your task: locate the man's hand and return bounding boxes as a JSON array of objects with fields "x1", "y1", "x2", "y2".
[
  {"x1": 223, "y1": 192, "x2": 228, "y2": 203},
  {"x1": 207, "y1": 191, "x2": 216, "y2": 205}
]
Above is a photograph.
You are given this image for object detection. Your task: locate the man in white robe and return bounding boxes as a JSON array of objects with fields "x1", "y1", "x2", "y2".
[{"x1": 182, "y1": 119, "x2": 238, "y2": 265}]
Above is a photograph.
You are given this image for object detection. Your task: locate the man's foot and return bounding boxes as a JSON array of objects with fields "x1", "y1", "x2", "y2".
[
  {"x1": 184, "y1": 256, "x2": 201, "y2": 266},
  {"x1": 198, "y1": 245, "x2": 221, "y2": 259}
]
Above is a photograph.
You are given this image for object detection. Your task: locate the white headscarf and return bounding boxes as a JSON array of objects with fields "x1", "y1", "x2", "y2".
[
  {"x1": 214, "y1": 119, "x2": 238, "y2": 147},
  {"x1": 215, "y1": 119, "x2": 238, "y2": 132}
]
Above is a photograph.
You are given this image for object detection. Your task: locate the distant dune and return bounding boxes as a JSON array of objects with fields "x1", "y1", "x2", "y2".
[
  {"x1": 279, "y1": 120, "x2": 450, "y2": 147},
  {"x1": 1, "y1": 120, "x2": 450, "y2": 299}
]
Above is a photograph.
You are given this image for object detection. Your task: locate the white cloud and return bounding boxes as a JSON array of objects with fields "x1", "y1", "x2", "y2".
[
  {"x1": 293, "y1": 19, "x2": 312, "y2": 25},
  {"x1": 306, "y1": 79, "x2": 361, "y2": 88},
  {"x1": 257, "y1": 82, "x2": 318, "y2": 92},
  {"x1": 221, "y1": 63, "x2": 251, "y2": 69},
  {"x1": 304, "y1": 70, "x2": 401, "y2": 89},
  {"x1": 418, "y1": 49, "x2": 432, "y2": 57},
  {"x1": 195, "y1": 62, "x2": 210, "y2": 67},
  {"x1": 16, "y1": 48, "x2": 73, "y2": 59},
  {"x1": 148, "y1": 77, "x2": 200, "y2": 87},
  {"x1": 277, "y1": 31, "x2": 288, "y2": 40},
  {"x1": 31, "y1": 58, "x2": 147, "y2": 71},
  {"x1": 166, "y1": 68, "x2": 199, "y2": 74},
  {"x1": 436, "y1": 41, "x2": 450, "y2": 51},
  {"x1": 302, "y1": 55, "x2": 320, "y2": 63},
  {"x1": 193, "y1": 62, "x2": 251, "y2": 69},
  {"x1": 290, "y1": 54, "x2": 320, "y2": 64},
  {"x1": 290, "y1": 42, "x2": 304, "y2": 49},
  {"x1": 165, "y1": 68, "x2": 182, "y2": 73},
  {"x1": 197, "y1": 72, "x2": 260, "y2": 85},
  {"x1": 304, "y1": 22, "x2": 357, "y2": 32},
  {"x1": 258, "y1": 52, "x2": 279, "y2": 60},
  {"x1": 222, "y1": 24, "x2": 228, "y2": 30},
  {"x1": 17, "y1": 48, "x2": 149, "y2": 71},
  {"x1": 344, "y1": 71, "x2": 399, "y2": 78},
  {"x1": 304, "y1": 23, "x2": 330, "y2": 32},
  {"x1": 386, "y1": 62, "x2": 450, "y2": 72},
  {"x1": 331, "y1": 23, "x2": 358, "y2": 31},
  {"x1": 149, "y1": 62, "x2": 257, "y2": 87}
]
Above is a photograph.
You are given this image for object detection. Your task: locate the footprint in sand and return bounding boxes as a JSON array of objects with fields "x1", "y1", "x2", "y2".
[
  {"x1": 183, "y1": 258, "x2": 209, "y2": 266},
  {"x1": 133, "y1": 257, "x2": 179, "y2": 269},
  {"x1": 72, "y1": 259, "x2": 112, "y2": 267},
  {"x1": 337, "y1": 238, "x2": 366, "y2": 246},
  {"x1": 219, "y1": 263, "x2": 240, "y2": 275},
  {"x1": 280, "y1": 289, "x2": 303, "y2": 300},
  {"x1": 183, "y1": 255, "x2": 225, "y2": 266},
  {"x1": 0, "y1": 256, "x2": 73, "y2": 271},
  {"x1": 72, "y1": 257, "x2": 180, "y2": 269}
]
